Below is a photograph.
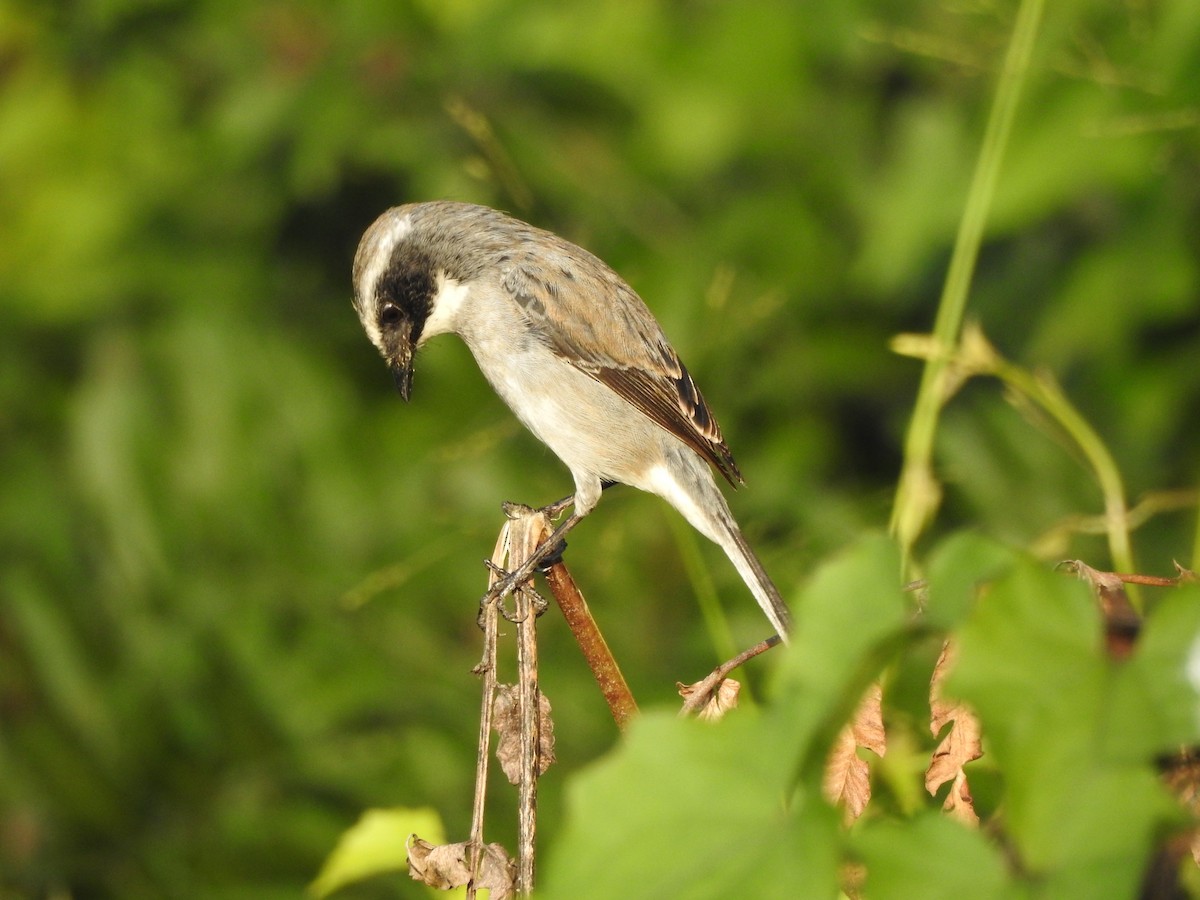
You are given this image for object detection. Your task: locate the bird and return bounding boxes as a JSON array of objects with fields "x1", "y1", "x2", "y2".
[{"x1": 351, "y1": 200, "x2": 791, "y2": 641}]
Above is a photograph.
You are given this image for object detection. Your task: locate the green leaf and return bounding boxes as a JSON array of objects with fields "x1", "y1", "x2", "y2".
[
  {"x1": 855, "y1": 813, "x2": 1019, "y2": 900},
  {"x1": 772, "y1": 533, "x2": 909, "y2": 769},
  {"x1": 539, "y1": 712, "x2": 840, "y2": 899},
  {"x1": 946, "y1": 561, "x2": 1104, "y2": 768},
  {"x1": 1105, "y1": 584, "x2": 1200, "y2": 759},
  {"x1": 309, "y1": 806, "x2": 446, "y2": 898},
  {"x1": 924, "y1": 531, "x2": 1021, "y2": 631},
  {"x1": 946, "y1": 560, "x2": 1180, "y2": 896},
  {"x1": 540, "y1": 535, "x2": 906, "y2": 898}
]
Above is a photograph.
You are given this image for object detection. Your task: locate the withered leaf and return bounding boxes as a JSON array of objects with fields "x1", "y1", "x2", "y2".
[
  {"x1": 823, "y1": 682, "x2": 885, "y2": 822},
  {"x1": 677, "y1": 677, "x2": 741, "y2": 721},
  {"x1": 1059, "y1": 559, "x2": 1140, "y2": 657},
  {"x1": 926, "y1": 640, "x2": 982, "y2": 825},
  {"x1": 407, "y1": 836, "x2": 515, "y2": 899},
  {"x1": 493, "y1": 683, "x2": 556, "y2": 784}
]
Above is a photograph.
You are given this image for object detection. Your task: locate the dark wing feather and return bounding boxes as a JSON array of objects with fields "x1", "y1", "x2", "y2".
[
  {"x1": 594, "y1": 359, "x2": 742, "y2": 485},
  {"x1": 502, "y1": 243, "x2": 743, "y2": 486}
]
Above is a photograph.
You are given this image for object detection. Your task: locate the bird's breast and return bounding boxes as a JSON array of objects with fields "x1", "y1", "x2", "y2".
[{"x1": 470, "y1": 338, "x2": 666, "y2": 487}]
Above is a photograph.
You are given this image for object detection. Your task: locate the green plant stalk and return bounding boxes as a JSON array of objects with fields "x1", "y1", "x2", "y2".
[
  {"x1": 992, "y1": 358, "x2": 1139, "y2": 606},
  {"x1": 890, "y1": 0, "x2": 1046, "y2": 576}
]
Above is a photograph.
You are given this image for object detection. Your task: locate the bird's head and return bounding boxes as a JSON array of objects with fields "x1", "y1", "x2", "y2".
[
  {"x1": 352, "y1": 202, "x2": 502, "y2": 401},
  {"x1": 351, "y1": 206, "x2": 433, "y2": 401}
]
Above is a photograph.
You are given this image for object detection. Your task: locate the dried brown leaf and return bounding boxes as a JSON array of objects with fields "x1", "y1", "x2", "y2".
[
  {"x1": 926, "y1": 640, "x2": 982, "y2": 826},
  {"x1": 840, "y1": 860, "x2": 867, "y2": 900},
  {"x1": 677, "y1": 677, "x2": 741, "y2": 721},
  {"x1": 492, "y1": 683, "x2": 555, "y2": 784},
  {"x1": 941, "y1": 771, "x2": 979, "y2": 825},
  {"x1": 1059, "y1": 559, "x2": 1141, "y2": 658},
  {"x1": 824, "y1": 727, "x2": 867, "y2": 821},
  {"x1": 1060, "y1": 558, "x2": 1132, "y2": 612},
  {"x1": 407, "y1": 836, "x2": 515, "y2": 899},
  {"x1": 823, "y1": 683, "x2": 885, "y2": 821}
]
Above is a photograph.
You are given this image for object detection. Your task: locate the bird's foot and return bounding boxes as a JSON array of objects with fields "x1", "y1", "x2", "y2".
[
  {"x1": 483, "y1": 541, "x2": 559, "y2": 604},
  {"x1": 480, "y1": 560, "x2": 548, "y2": 624},
  {"x1": 501, "y1": 493, "x2": 575, "y2": 521},
  {"x1": 482, "y1": 510, "x2": 584, "y2": 608}
]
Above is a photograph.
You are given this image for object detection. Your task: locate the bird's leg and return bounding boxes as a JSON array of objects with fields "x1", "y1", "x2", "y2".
[
  {"x1": 486, "y1": 511, "x2": 585, "y2": 602},
  {"x1": 486, "y1": 483, "x2": 613, "y2": 602}
]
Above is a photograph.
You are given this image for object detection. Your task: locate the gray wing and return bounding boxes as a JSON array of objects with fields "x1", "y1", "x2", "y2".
[{"x1": 502, "y1": 244, "x2": 743, "y2": 486}]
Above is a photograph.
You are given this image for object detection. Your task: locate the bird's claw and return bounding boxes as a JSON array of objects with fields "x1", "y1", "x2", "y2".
[{"x1": 481, "y1": 560, "x2": 548, "y2": 625}]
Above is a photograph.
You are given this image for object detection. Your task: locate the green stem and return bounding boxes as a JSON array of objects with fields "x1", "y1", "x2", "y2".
[
  {"x1": 890, "y1": 0, "x2": 1046, "y2": 576},
  {"x1": 993, "y1": 359, "x2": 1139, "y2": 607}
]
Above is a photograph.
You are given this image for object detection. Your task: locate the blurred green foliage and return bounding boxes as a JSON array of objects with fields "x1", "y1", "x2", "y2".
[{"x1": 1, "y1": 0, "x2": 1198, "y2": 896}]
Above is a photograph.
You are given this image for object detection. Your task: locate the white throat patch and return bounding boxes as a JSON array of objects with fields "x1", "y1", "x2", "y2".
[{"x1": 421, "y1": 273, "x2": 470, "y2": 342}]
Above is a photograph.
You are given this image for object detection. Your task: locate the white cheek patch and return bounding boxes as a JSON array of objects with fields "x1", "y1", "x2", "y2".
[
  {"x1": 361, "y1": 313, "x2": 384, "y2": 352},
  {"x1": 421, "y1": 273, "x2": 470, "y2": 342}
]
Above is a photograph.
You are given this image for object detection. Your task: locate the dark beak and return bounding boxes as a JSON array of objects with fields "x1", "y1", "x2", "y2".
[
  {"x1": 389, "y1": 354, "x2": 414, "y2": 401},
  {"x1": 380, "y1": 317, "x2": 416, "y2": 401}
]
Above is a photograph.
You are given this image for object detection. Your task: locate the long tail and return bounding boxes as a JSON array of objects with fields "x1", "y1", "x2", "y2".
[
  {"x1": 715, "y1": 518, "x2": 792, "y2": 643},
  {"x1": 716, "y1": 516, "x2": 792, "y2": 643},
  {"x1": 647, "y1": 453, "x2": 792, "y2": 642}
]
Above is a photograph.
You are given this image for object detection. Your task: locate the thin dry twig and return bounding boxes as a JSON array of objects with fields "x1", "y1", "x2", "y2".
[
  {"x1": 1054, "y1": 558, "x2": 1197, "y2": 659},
  {"x1": 505, "y1": 507, "x2": 549, "y2": 894},
  {"x1": 678, "y1": 635, "x2": 783, "y2": 718},
  {"x1": 461, "y1": 523, "x2": 507, "y2": 899},
  {"x1": 455, "y1": 509, "x2": 556, "y2": 898}
]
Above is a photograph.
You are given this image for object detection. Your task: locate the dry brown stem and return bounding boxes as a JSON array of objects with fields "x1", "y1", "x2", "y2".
[{"x1": 542, "y1": 557, "x2": 639, "y2": 730}]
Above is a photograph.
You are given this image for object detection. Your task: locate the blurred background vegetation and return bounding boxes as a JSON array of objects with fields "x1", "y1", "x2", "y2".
[{"x1": 1, "y1": 0, "x2": 1197, "y2": 896}]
